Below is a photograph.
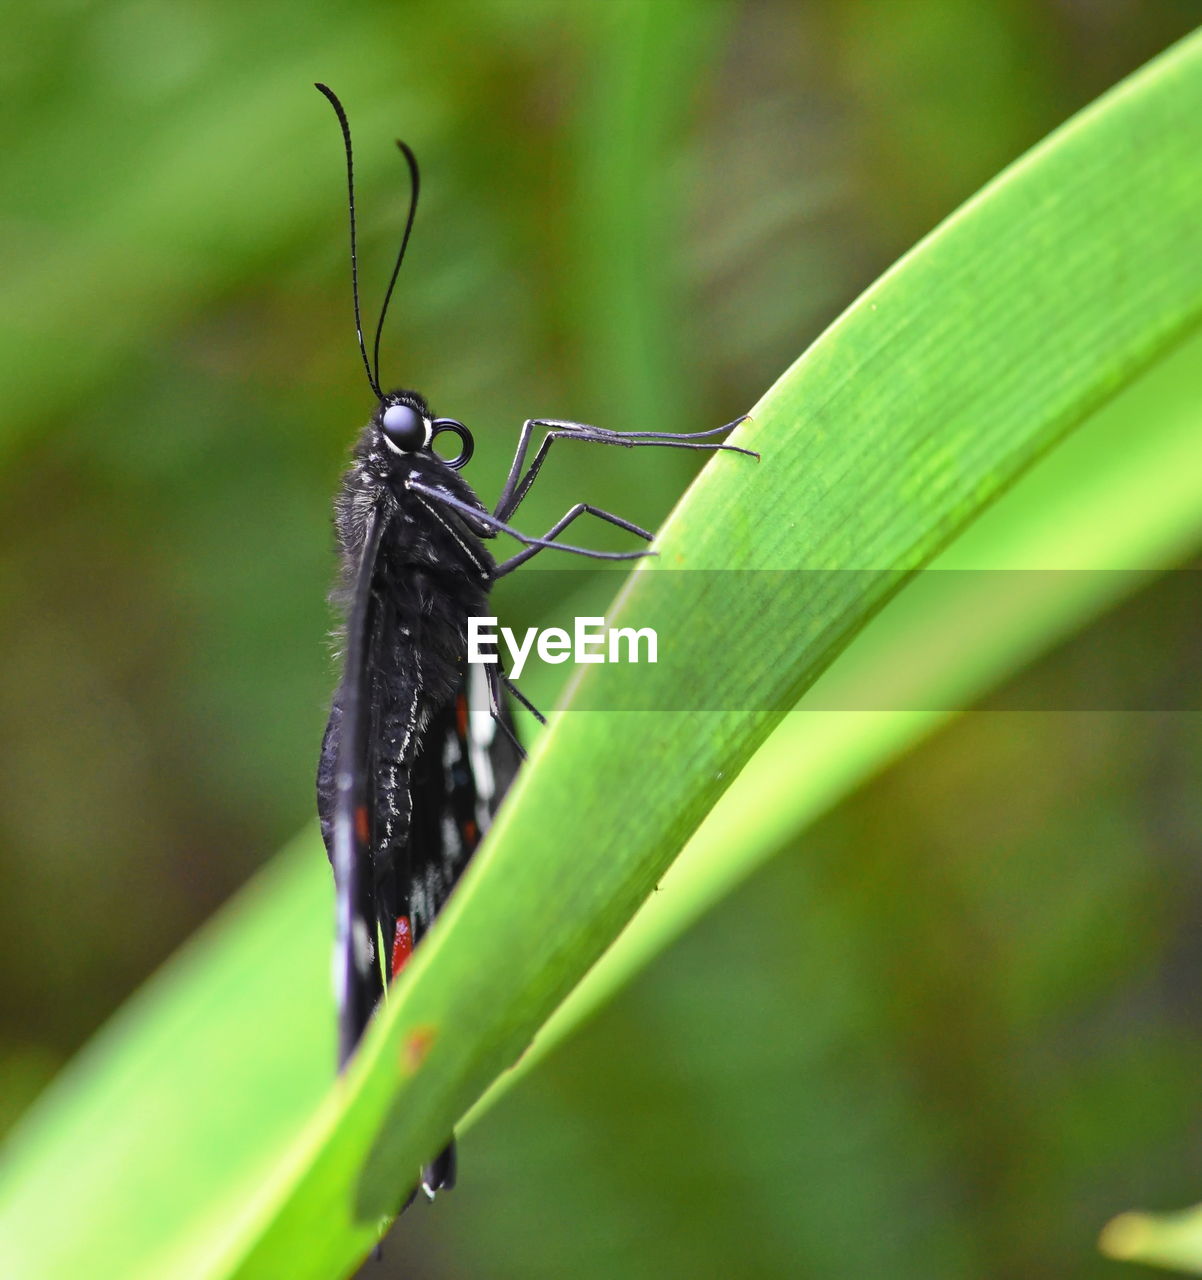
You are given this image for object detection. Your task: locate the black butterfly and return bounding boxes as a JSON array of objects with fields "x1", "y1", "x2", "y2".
[{"x1": 313, "y1": 84, "x2": 754, "y2": 1204}]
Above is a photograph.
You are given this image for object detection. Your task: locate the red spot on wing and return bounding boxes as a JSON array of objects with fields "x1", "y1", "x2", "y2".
[
  {"x1": 455, "y1": 693, "x2": 469, "y2": 739},
  {"x1": 354, "y1": 804, "x2": 370, "y2": 845},
  {"x1": 464, "y1": 819, "x2": 478, "y2": 844},
  {"x1": 391, "y1": 916, "x2": 413, "y2": 978}
]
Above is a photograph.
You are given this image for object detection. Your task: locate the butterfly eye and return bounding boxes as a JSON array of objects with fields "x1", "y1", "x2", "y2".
[{"x1": 380, "y1": 404, "x2": 429, "y2": 452}]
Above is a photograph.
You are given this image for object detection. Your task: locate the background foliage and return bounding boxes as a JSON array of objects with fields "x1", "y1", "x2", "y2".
[{"x1": 2, "y1": 2, "x2": 1201, "y2": 1277}]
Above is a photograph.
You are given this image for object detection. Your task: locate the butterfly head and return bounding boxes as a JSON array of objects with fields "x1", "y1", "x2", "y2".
[{"x1": 374, "y1": 390, "x2": 474, "y2": 470}]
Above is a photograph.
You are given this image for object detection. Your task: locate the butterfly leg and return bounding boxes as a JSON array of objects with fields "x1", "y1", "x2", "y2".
[
  {"x1": 409, "y1": 480, "x2": 648, "y2": 563},
  {"x1": 498, "y1": 668, "x2": 545, "y2": 723},
  {"x1": 494, "y1": 503, "x2": 655, "y2": 577},
  {"x1": 481, "y1": 663, "x2": 531, "y2": 757},
  {"x1": 494, "y1": 415, "x2": 755, "y2": 522}
]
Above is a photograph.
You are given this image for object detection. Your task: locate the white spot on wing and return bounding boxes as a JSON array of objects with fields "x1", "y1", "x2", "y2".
[
  {"x1": 441, "y1": 813, "x2": 461, "y2": 866},
  {"x1": 467, "y1": 666, "x2": 496, "y2": 815},
  {"x1": 332, "y1": 946, "x2": 347, "y2": 1004},
  {"x1": 352, "y1": 918, "x2": 373, "y2": 975}
]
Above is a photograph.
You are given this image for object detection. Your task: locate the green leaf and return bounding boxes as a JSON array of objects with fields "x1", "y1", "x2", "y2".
[
  {"x1": 3, "y1": 28, "x2": 1202, "y2": 1280},
  {"x1": 472, "y1": 323, "x2": 1202, "y2": 1121},
  {"x1": 1102, "y1": 1207, "x2": 1202, "y2": 1275}
]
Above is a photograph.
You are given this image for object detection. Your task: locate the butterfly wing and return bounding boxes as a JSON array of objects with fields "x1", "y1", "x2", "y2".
[
  {"x1": 403, "y1": 663, "x2": 520, "y2": 951},
  {"x1": 319, "y1": 507, "x2": 522, "y2": 1076},
  {"x1": 400, "y1": 661, "x2": 521, "y2": 1197},
  {"x1": 317, "y1": 506, "x2": 523, "y2": 1219},
  {"x1": 318, "y1": 507, "x2": 388, "y2": 1069}
]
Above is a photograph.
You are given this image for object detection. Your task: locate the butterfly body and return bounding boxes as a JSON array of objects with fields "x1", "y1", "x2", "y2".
[
  {"x1": 325, "y1": 391, "x2": 495, "y2": 760},
  {"x1": 313, "y1": 84, "x2": 755, "y2": 1217},
  {"x1": 317, "y1": 391, "x2": 512, "y2": 1053}
]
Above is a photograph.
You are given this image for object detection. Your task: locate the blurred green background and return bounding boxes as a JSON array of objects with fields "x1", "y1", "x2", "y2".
[{"x1": 3, "y1": 2, "x2": 1201, "y2": 1276}]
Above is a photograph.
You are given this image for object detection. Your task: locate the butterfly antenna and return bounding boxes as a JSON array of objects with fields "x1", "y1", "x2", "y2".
[
  {"x1": 371, "y1": 140, "x2": 420, "y2": 392},
  {"x1": 315, "y1": 83, "x2": 381, "y2": 399}
]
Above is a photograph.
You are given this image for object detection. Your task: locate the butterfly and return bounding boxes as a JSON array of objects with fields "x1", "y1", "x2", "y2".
[{"x1": 313, "y1": 83, "x2": 754, "y2": 1205}]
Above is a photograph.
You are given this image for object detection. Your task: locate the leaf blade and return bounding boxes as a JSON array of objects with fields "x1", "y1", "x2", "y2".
[{"x1": 219, "y1": 29, "x2": 1202, "y2": 1279}]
